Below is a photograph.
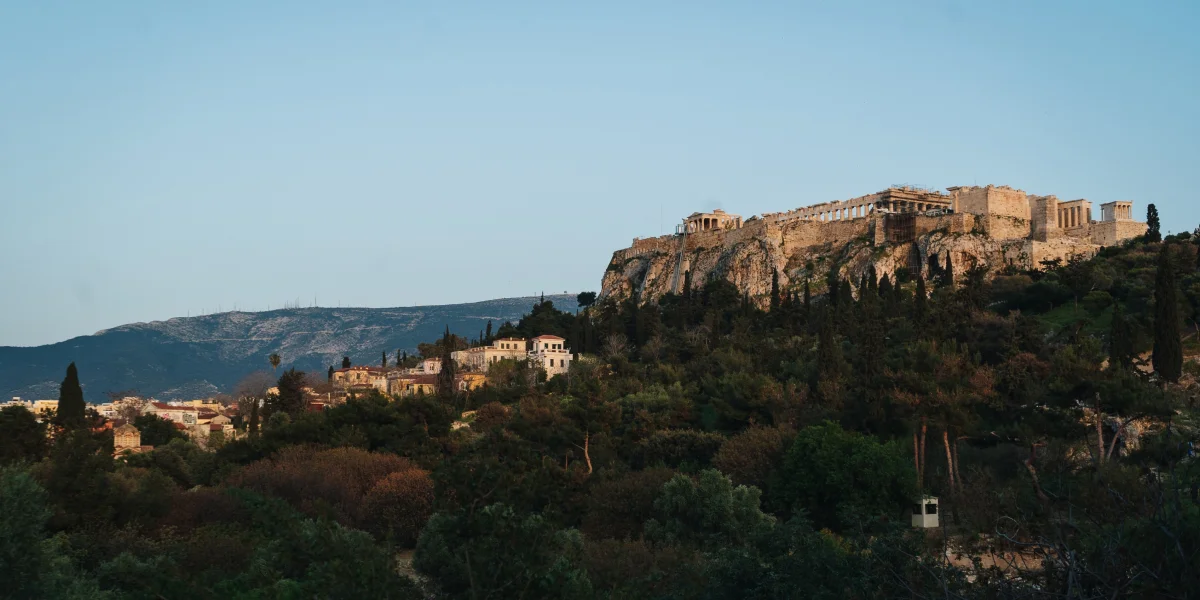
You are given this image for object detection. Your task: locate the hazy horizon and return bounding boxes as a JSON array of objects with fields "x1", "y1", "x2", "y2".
[{"x1": 3, "y1": 1, "x2": 1198, "y2": 346}]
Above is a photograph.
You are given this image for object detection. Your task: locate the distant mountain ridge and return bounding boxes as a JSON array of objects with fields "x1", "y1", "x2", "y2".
[{"x1": 0, "y1": 295, "x2": 576, "y2": 401}]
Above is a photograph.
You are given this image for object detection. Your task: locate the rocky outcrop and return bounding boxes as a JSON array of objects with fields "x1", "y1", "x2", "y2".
[{"x1": 600, "y1": 213, "x2": 1102, "y2": 305}]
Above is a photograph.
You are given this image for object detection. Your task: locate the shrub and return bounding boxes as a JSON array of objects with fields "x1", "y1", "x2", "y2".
[
  {"x1": 360, "y1": 469, "x2": 435, "y2": 547},
  {"x1": 712, "y1": 425, "x2": 793, "y2": 489},
  {"x1": 641, "y1": 429, "x2": 724, "y2": 469},
  {"x1": 581, "y1": 468, "x2": 676, "y2": 540}
]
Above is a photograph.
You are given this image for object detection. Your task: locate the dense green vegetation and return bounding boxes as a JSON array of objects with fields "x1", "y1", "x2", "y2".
[{"x1": 2, "y1": 232, "x2": 1200, "y2": 599}]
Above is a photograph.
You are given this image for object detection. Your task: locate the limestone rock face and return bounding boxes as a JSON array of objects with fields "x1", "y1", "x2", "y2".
[{"x1": 600, "y1": 219, "x2": 1100, "y2": 306}]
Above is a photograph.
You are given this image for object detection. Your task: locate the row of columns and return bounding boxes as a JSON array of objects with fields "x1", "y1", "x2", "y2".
[
  {"x1": 1057, "y1": 206, "x2": 1089, "y2": 228},
  {"x1": 809, "y1": 204, "x2": 874, "y2": 222}
]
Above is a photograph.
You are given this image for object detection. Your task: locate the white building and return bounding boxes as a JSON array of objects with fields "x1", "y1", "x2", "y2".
[
  {"x1": 529, "y1": 335, "x2": 572, "y2": 377},
  {"x1": 912, "y1": 496, "x2": 939, "y2": 528},
  {"x1": 452, "y1": 338, "x2": 528, "y2": 372},
  {"x1": 419, "y1": 358, "x2": 442, "y2": 374},
  {"x1": 144, "y1": 402, "x2": 199, "y2": 426}
]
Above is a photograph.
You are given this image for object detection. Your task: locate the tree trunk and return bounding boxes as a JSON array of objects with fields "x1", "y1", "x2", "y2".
[
  {"x1": 943, "y1": 428, "x2": 956, "y2": 491},
  {"x1": 1105, "y1": 421, "x2": 1126, "y2": 460},
  {"x1": 583, "y1": 431, "x2": 593, "y2": 475},
  {"x1": 952, "y1": 435, "x2": 963, "y2": 490},
  {"x1": 1025, "y1": 443, "x2": 1048, "y2": 502},
  {"x1": 913, "y1": 431, "x2": 922, "y2": 489},
  {"x1": 919, "y1": 418, "x2": 928, "y2": 489},
  {"x1": 1094, "y1": 393, "x2": 1106, "y2": 465}
]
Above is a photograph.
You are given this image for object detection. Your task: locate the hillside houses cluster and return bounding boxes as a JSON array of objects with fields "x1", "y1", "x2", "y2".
[{"x1": 331, "y1": 334, "x2": 574, "y2": 396}]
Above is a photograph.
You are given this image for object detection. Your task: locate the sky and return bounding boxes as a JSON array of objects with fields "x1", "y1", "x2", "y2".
[{"x1": 1, "y1": 1, "x2": 1198, "y2": 347}]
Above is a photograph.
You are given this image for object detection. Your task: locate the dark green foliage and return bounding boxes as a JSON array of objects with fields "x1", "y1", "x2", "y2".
[
  {"x1": 644, "y1": 469, "x2": 775, "y2": 550},
  {"x1": 437, "y1": 326, "x2": 457, "y2": 399},
  {"x1": 0, "y1": 406, "x2": 48, "y2": 465},
  {"x1": 269, "y1": 368, "x2": 309, "y2": 416},
  {"x1": 132, "y1": 414, "x2": 185, "y2": 447},
  {"x1": 778, "y1": 422, "x2": 916, "y2": 529},
  {"x1": 54, "y1": 362, "x2": 86, "y2": 430},
  {"x1": 414, "y1": 504, "x2": 592, "y2": 599},
  {"x1": 0, "y1": 466, "x2": 105, "y2": 599},
  {"x1": 1147, "y1": 203, "x2": 1161, "y2": 242},
  {"x1": 1109, "y1": 302, "x2": 1135, "y2": 371},
  {"x1": 1154, "y1": 246, "x2": 1183, "y2": 382},
  {"x1": 577, "y1": 291, "x2": 598, "y2": 308}
]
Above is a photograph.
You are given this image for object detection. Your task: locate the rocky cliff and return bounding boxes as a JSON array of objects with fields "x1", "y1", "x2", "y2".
[{"x1": 600, "y1": 212, "x2": 1111, "y2": 305}]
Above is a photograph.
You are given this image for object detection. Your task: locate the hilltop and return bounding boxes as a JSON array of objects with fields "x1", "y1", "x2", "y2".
[{"x1": 0, "y1": 295, "x2": 576, "y2": 400}]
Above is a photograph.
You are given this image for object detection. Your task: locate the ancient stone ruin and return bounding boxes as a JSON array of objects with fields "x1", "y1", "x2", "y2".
[{"x1": 600, "y1": 184, "x2": 1148, "y2": 305}]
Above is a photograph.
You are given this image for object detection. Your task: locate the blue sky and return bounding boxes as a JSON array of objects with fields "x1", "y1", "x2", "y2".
[{"x1": 1, "y1": 0, "x2": 1197, "y2": 347}]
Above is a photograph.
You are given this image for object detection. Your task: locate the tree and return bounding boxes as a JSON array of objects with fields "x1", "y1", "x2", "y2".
[
  {"x1": 132, "y1": 414, "x2": 183, "y2": 447},
  {"x1": 342, "y1": 356, "x2": 351, "y2": 369},
  {"x1": 436, "y1": 327, "x2": 457, "y2": 400},
  {"x1": 644, "y1": 469, "x2": 775, "y2": 550},
  {"x1": 485, "y1": 320, "x2": 493, "y2": 342},
  {"x1": 268, "y1": 353, "x2": 281, "y2": 372},
  {"x1": 770, "y1": 269, "x2": 781, "y2": 312},
  {"x1": 1146, "y1": 203, "x2": 1162, "y2": 243},
  {"x1": 54, "y1": 363, "x2": 85, "y2": 430},
  {"x1": 327, "y1": 365, "x2": 335, "y2": 381},
  {"x1": 0, "y1": 466, "x2": 106, "y2": 599},
  {"x1": 414, "y1": 504, "x2": 592, "y2": 599},
  {"x1": 361, "y1": 469, "x2": 435, "y2": 547},
  {"x1": 381, "y1": 351, "x2": 387, "y2": 368},
  {"x1": 269, "y1": 369, "x2": 309, "y2": 416},
  {"x1": 0, "y1": 406, "x2": 47, "y2": 465},
  {"x1": 577, "y1": 292, "x2": 598, "y2": 309},
  {"x1": 1109, "y1": 301, "x2": 1135, "y2": 371},
  {"x1": 236, "y1": 371, "x2": 273, "y2": 438},
  {"x1": 1153, "y1": 245, "x2": 1183, "y2": 382},
  {"x1": 778, "y1": 422, "x2": 916, "y2": 530},
  {"x1": 914, "y1": 271, "x2": 928, "y2": 324}
]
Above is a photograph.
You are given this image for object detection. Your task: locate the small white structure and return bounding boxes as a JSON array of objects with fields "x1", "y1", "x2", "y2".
[{"x1": 912, "y1": 496, "x2": 939, "y2": 528}]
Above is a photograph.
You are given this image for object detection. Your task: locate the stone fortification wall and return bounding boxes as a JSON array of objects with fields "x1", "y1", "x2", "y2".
[
  {"x1": 978, "y1": 215, "x2": 1032, "y2": 240},
  {"x1": 952, "y1": 185, "x2": 1031, "y2": 221},
  {"x1": 601, "y1": 183, "x2": 1151, "y2": 306},
  {"x1": 1030, "y1": 195, "x2": 1060, "y2": 241},
  {"x1": 1091, "y1": 220, "x2": 1148, "y2": 247},
  {"x1": 780, "y1": 216, "x2": 872, "y2": 250}
]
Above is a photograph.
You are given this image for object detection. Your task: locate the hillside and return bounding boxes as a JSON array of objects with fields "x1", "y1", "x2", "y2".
[{"x1": 0, "y1": 294, "x2": 576, "y2": 400}]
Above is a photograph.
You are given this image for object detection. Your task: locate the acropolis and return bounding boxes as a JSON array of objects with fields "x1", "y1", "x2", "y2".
[{"x1": 602, "y1": 184, "x2": 1149, "y2": 304}]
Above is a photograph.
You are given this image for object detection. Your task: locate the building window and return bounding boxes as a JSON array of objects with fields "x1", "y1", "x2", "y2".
[{"x1": 925, "y1": 503, "x2": 937, "y2": 515}]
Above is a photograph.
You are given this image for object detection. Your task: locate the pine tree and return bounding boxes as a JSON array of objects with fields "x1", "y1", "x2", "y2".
[
  {"x1": 53, "y1": 363, "x2": 85, "y2": 430},
  {"x1": 770, "y1": 269, "x2": 781, "y2": 312},
  {"x1": 1146, "y1": 203, "x2": 1162, "y2": 243},
  {"x1": 1153, "y1": 245, "x2": 1182, "y2": 382},
  {"x1": 1108, "y1": 302, "x2": 1134, "y2": 371}
]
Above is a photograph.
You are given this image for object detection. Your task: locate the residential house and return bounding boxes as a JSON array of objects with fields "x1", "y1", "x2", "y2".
[
  {"x1": 529, "y1": 335, "x2": 573, "y2": 377},
  {"x1": 452, "y1": 338, "x2": 528, "y2": 372}
]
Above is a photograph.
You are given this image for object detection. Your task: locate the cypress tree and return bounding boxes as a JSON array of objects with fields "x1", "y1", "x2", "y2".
[
  {"x1": 943, "y1": 254, "x2": 955, "y2": 288},
  {"x1": 1146, "y1": 204, "x2": 1161, "y2": 243},
  {"x1": 803, "y1": 278, "x2": 812, "y2": 312},
  {"x1": 381, "y1": 351, "x2": 387, "y2": 368},
  {"x1": 328, "y1": 365, "x2": 335, "y2": 381},
  {"x1": 342, "y1": 356, "x2": 351, "y2": 369},
  {"x1": 437, "y1": 326, "x2": 458, "y2": 398},
  {"x1": 914, "y1": 272, "x2": 928, "y2": 324},
  {"x1": 485, "y1": 320, "x2": 493, "y2": 342},
  {"x1": 1153, "y1": 245, "x2": 1182, "y2": 382},
  {"x1": 1109, "y1": 302, "x2": 1134, "y2": 371},
  {"x1": 826, "y1": 269, "x2": 841, "y2": 307},
  {"x1": 54, "y1": 362, "x2": 85, "y2": 429},
  {"x1": 770, "y1": 269, "x2": 781, "y2": 312}
]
